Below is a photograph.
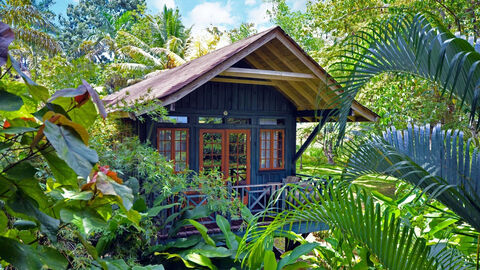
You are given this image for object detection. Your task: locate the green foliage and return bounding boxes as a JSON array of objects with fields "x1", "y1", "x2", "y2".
[
  {"x1": 58, "y1": 0, "x2": 146, "y2": 57},
  {"x1": 332, "y1": 13, "x2": 480, "y2": 143},
  {"x1": 227, "y1": 23, "x2": 258, "y2": 43},
  {"x1": 238, "y1": 184, "x2": 469, "y2": 269},
  {"x1": 153, "y1": 212, "x2": 245, "y2": 269},
  {"x1": 37, "y1": 55, "x2": 101, "y2": 91},
  {"x1": 90, "y1": 120, "x2": 188, "y2": 200},
  {"x1": 0, "y1": 21, "x2": 146, "y2": 269},
  {"x1": 344, "y1": 124, "x2": 480, "y2": 237},
  {"x1": 0, "y1": 0, "x2": 61, "y2": 55},
  {"x1": 268, "y1": 0, "x2": 323, "y2": 54}
]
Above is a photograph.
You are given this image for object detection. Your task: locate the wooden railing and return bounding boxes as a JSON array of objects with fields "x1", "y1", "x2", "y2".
[{"x1": 154, "y1": 174, "x2": 327, "y2": 237}]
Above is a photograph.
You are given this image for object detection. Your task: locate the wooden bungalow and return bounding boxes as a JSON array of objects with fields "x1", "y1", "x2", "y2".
[{"x1": 105, "y1": 26, "x2": 378, "y2": 234}]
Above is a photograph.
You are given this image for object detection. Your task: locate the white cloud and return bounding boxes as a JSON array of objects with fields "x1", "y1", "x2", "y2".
[
  {"x1": 185, "y1": 2, "x2": 237, "y2": 34},
  {"x1": 149, "y1": 0, "x2": 176, "y2": 10},
  {"x1": 247, "y1": 2, "x2": 274, "y2": 26},
  {"x1": 245, "y1": 0, "x2": 256, "y2": 5},
  {"x1": 288, "y1": 0, "x2": 307, "y2": 11}
]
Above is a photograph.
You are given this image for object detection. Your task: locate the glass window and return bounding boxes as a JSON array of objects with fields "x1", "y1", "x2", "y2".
[
  {"x1": 158, "y1": 116, "x2": 188, "y2": 123},
  {"x1": 199, "y1": 117, "x2": 223, "y2": 124},
  {"x1": 259, "y1": 118, "x2": 285, "y2": 125},
  {"x1": 157, "y1": 128, "x2": 188, "y2": 172},
  {"x1": 259, "y1": 129, "x2": 284, "y2": 170},
  {"x1": 226, "y1": 118, "x2": 251, "y2": 125}
]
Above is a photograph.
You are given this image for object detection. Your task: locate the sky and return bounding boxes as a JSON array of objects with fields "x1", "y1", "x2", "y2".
[{"x1": 52, "y1": 0, "x2": 307, "y2": 33}]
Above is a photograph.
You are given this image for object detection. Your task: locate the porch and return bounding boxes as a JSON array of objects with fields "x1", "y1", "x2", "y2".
[{"x1": 154, "y1": 174, "x2": 328, "y2": 239}]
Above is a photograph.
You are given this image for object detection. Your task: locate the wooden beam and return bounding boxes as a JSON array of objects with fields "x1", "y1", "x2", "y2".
[
  {"x1": 220, "y1": 67, "x2": 316, "y2": 81},
  {"x1": 244, "y1": 55, "x2": 310, "y2": 110},
  {"x1": 265, "y1": 43, "x2": 338, "y2": 109},
  {"x1": 294, "y1": 116, "x2": 329, "y2": 162},
  {"x1": 210, "y1": 77, "x2": 275, "y2": 86},
  {"x1": 273, "y1": 33, "x2": 378, "y2": 122},
  {"x1": 251, "y1": 50, "x2": 317, "y2": 109},
  {"x1": 296, "y1": 109, "x2": 338, "y2": 118}
]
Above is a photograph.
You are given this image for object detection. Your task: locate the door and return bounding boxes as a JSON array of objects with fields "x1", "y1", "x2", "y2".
[{"x1": 199, "y1": 129, "x2": 250, "y2": 185}]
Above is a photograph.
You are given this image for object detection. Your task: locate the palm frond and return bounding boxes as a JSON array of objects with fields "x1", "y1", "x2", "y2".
[
  {"x1": 150, "y1": 47, "x2": 185, "y2": 68},
  {"x1": 14, "y1": 26, "x2": 60, "y2": 54},
  {"x1": 238, "y1": 184, "x2": 467, "y2": 269},
  {"x1": 0, "y1": 2, "x2": 52, "y2": 29},
  {"x1": 430, "y1": 243, "x2": 477, "y2": 269},
  {"x1": 344, "y1": 124, "x2": 480, "y2": 231},
  {"x1": 165, "y1": 36, "x2": 183, "y2": 55},
  {"x1": 110, "y1": 62, "x2": 150, "y2": 72},
  {"x1": 118, "y1": 45, "x2": 163, "y2": 67},
  {"x1": 116, "y1": 30, "x2": 150, "y2": 51},
  {"x1": 331, "y1": 13, "x2": 480, "y2": 142}
]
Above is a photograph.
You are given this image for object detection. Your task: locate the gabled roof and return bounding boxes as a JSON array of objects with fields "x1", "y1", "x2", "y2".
[{"x1": 105, "y1": 26, "x2": 379, "y2": 122}]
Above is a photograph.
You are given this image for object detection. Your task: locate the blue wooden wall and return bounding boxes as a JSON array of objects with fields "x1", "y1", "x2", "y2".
[{"x1": 138, "y1": 81, "x2": 298, "y2": 185}]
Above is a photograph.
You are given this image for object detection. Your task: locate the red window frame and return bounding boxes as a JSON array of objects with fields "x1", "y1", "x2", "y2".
[
  {"x1": 157, "y1": 128, "x2": 189, "y2": 172},
  {"x1": 259, "y1": 129, "x2": 284, "y2": 170}
]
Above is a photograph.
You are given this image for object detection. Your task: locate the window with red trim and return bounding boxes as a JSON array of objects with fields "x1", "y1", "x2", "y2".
[
  {"x1": 260, "y1": 129, "x2": 284, "y2": 170},
  {"x1": 157, "y1": 128, "x2": 188, "y2": 172}
]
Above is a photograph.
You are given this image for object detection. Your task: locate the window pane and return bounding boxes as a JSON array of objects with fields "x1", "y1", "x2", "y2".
[
  {"x1": 260, "y1": 129, "x2": 283, "y2": 170},
  {"x1": 158, "y1": 129, "x2": 189, "y2": 172},
  {"x1": 199, "y1": 117, "x2": 222, "y2": 124},
  {"x1": 227, "y1": 118, "x2": 251, "y2": 124},
  {"x1": 181, "y1": 141, "x2": 187, "y2": 151},
  {"x1": 159, "y1": 116, "x2": 188, "y2": 123},
  {"x1": 259, "y1": 118, "x2": 285, "y2": 125}
]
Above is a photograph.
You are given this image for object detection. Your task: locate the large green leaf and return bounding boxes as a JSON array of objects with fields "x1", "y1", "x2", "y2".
[
  {"x1": 8, "y1": 54, "x2": 49, "y2": 102},
  {"x1": 60, "y1": 208, "x2": 107, "y2": 235},
  {"x1": 186, "y1": 242, "x2": 232, "y2": 258},
  {"x1": 69, "y1": 99, "x2": 98, "y2": 128},
  {"x1": 216, "y1": 215, "x2": 238, "y2": 250},
  {"x1": 150, "y1": 235, "x2": 202, "y2": 253},
  {"x1": 94, "y1": 173, "x2": 134, "y2": 211},
  {"x1": 0, "y1": 236, "x2": 68, "y2": 269},
  {"x1": 263, "y1": 250, "x2": 277, "y2": 270},
  {"x1": 276, "y1": 242, "x2": 319, "y2": 270},
  {"x1": 188, "y1": 219, "x2": 216, "y2": 247},
  {"x1": 7, "y1": 191, "x2": 59, "y2": 241},
  {"x1": 43, "y1": 121, "x2": 98, "y2": 179},
  {"x1": 41, "y1": 147, "x2": 78, "y2": 186},
  {"x1": 0, "y1": 90, "x2": 23, "y2": 111},
  {"x1": 185, "y1": 253, "x2": 216, "y2": 270}
]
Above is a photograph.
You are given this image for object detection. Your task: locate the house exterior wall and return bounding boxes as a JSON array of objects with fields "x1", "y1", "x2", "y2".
[{"x1": 138, "y1": 81, "x2": 297, "y2": 185}]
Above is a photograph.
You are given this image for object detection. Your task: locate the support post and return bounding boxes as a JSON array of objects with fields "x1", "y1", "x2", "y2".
[{"x1": 294, "y1": 116, "x2": 329, "y2": 163}]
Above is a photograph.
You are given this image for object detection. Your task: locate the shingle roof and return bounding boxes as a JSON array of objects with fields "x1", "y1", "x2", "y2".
[{"x1": 104, "y1": 26, "x2": 379, "y2": 122}]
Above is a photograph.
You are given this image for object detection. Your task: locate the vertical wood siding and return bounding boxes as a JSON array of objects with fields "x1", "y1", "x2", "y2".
[{"x1": 139, "y1": 81, "x2": 299, "y2": 185}]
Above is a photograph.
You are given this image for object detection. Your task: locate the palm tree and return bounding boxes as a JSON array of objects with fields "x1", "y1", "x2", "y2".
[
  {"x1": 111, "y1": 7, "x2": 190, "y2": 73},
  {"x1": 113, "y1": 11, "x2": 228, "y2": 74},
  {"x1": 0, "y1": 0, "x2": 60, "y2": 55},
  {"x1": 113, "y1": 30, "x2": 185, "y2": 73}
]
